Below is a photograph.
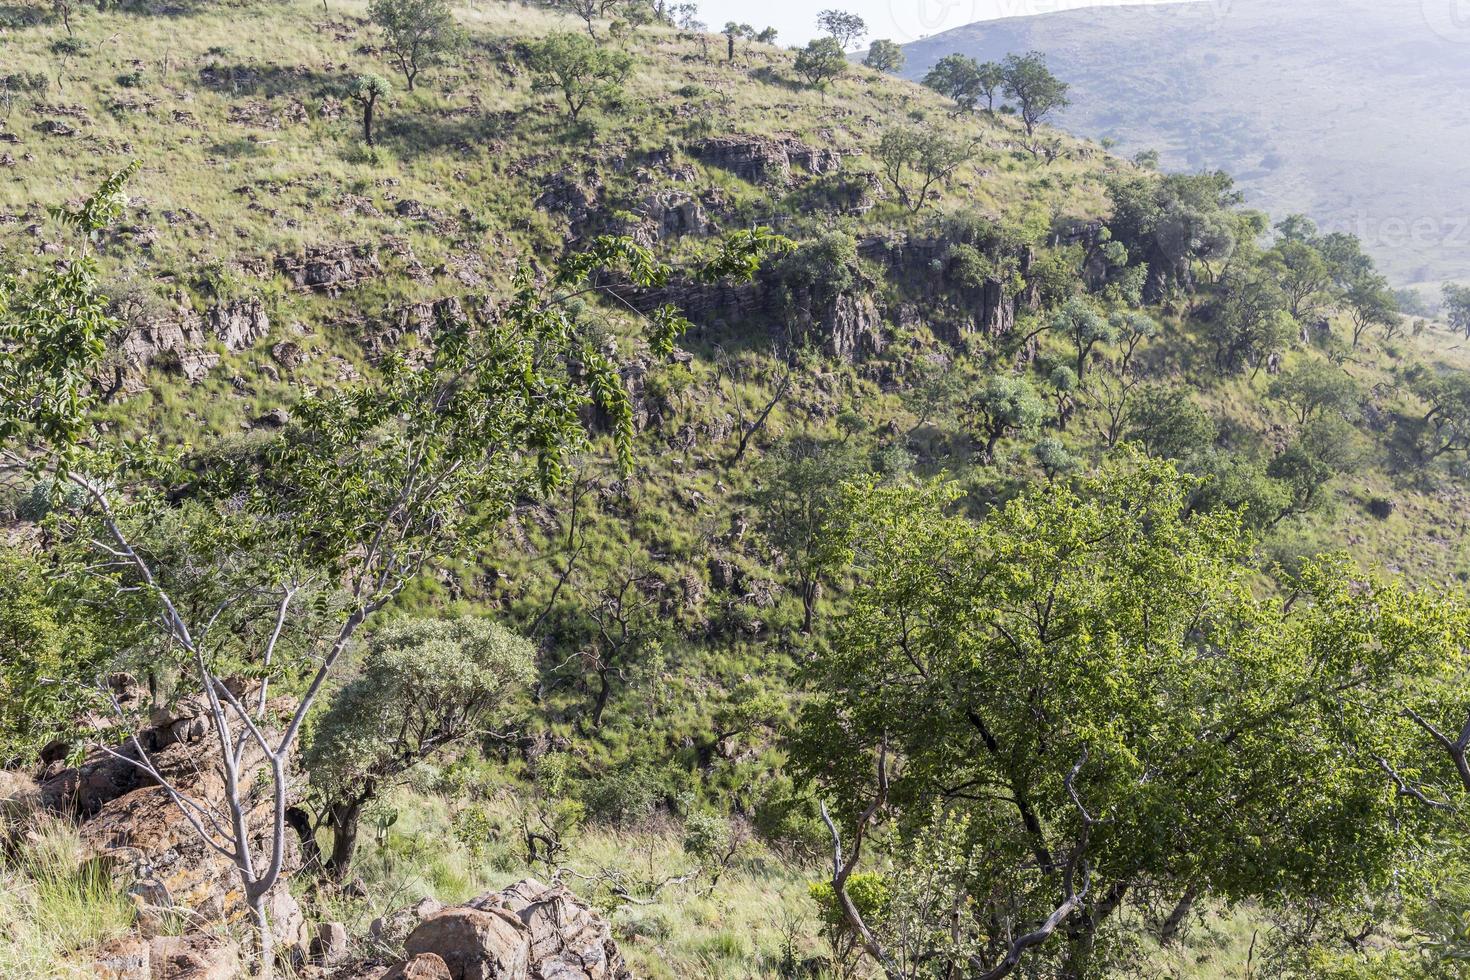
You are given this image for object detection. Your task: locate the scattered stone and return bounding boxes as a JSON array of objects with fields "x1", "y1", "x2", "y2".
[
  {"x1": 382, "y1": 952, "x2": 453, "y2": 980},
  {"x1": 371, "y1": 897, "x2": 445, "y2": 945},
  {"x1": 271, "y1": 341, "x2": 305, "y2": 368},
  {"x1": 34, "y1": 119, "x2": 77, "y2": 137},
  {"x1": 312, "y1": 921, "x2": 350, "y2": 966},
  {"x1": 254, "y1": 407, "x2": 291, "y2": 429},
  {"x1": 691, "y1": 133, "x2": 841, "y2": 184}
]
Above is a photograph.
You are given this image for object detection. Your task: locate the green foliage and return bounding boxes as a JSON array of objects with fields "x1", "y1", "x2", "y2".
[
  {"x1": 368, "y1": 0, "x2": 465, "y2": 91},
  {"x1": 793, "y1": 37, "x2": 846, "y2": 91},
  {"x1": 527, "y1": 32, "x2": 634, "y2": 121},
  {"x1": 815, "y1": 9, "x2": 865, "y2": 49},
  {"x1": 810, "y1": 873, "x2": 889, "y2": 934},
  {"x1": 922, "y1": 53, "x2": 982, "y2": 112},
  {"x1": 1267, "y1": 359, "x2": 1361, "y2": 425},
  {"x1": 797, "y1": 455, "x2": 1470, "y2": 975},
  {"x1": 1032, "y1": 434, "x2": 1080, "y2": 481},
  {"x1": 876, "y1": 125, "x2": 973, "y2": 214},
  {"x1": 305, "y1": 617, "x2": 534, "y2": 807},
  {"x1": 1444, "y1": 283, "x2": 1470, "y2": 339},
  {"x1": 968, "y1": 374, "x2": 1045, "y2": 456},
  {"x1": 862, "y1": 39, "x2": 904, "y2": 74},
  {"x1": 1050, "y1": 296, "x2": 1113, "y2": 379},
  {"x1": 0, "y1": 550, "x2": 103, "y2": 767},
  {"x1": 1126, "y1": 384, "x2": 1216, "y2": 459},
  {"x1": 1001, "y1": 51, "x2": 1070, "y2": 136},
  {"x1": 749, "y1": 438, "x2": 868, "y2": 630}
]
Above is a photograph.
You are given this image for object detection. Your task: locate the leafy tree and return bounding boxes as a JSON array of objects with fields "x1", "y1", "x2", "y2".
[
  {"x1": 754, "y1": 25, "x2": 778, "y2": 43},
  {"x1": 1125, "y1": 384, "x2": 1215, "y2": 459},
  {"x1": 1266, "y1": 415, "x2": 1358, "y2": 523},
  {"x1": 921, "y1": 53, "x2": 980, "y2": 113},
  {"x1": 1270, "y1": 236, "x2": 1334, "y2": 320},
  {"x1": 527, "y1": 32, "x2": 634, "y2": 121},
  {"x1": 720, "y1": 21, "x2": 751, "y2": 60},
  {"x1": 304, "y1": 618, "x2": 534, "y2": 876},
  {"x1": 797, "y1": 457, "x2": 1466, "y2": 978},
  {"x1": 975, "y1": 60, "x2": 1004, "y2": 115},
  {"x1": 1207, "y1": 260, "x2": 1293, "y2": 375},
  {"x1": 348, "y1": 73, "x2": 390, "y2": 146},
  {"x1": 816, "y1": 8, "x2": 866, "y2": 49},
  {"x1": 863, "y1": 38, "x2": 904, "y2": 74},
  {"x1": 1444, "y1": 282, "x2": 1470, "y2": 338},
  {"x1": 750, "y1": 438, "x2": 867, "y2": 632},
  {"x1": 794, "y1": 36, "x2": 846, "y2": 92},
  {"x1": 1001, "y1": 51, "x2": 1070, "y2": 137},
  {"x1": 967, "y1": 375, "x2": 1045, "y2": 457},
  {"x1": 0, "y1": 168, "x2": 777, "y2": 974},
  {"x1": 1051, "y1": 297, "x2": 1113, "y2": 381},
  {"x1": 1343, "y1": 271, "x2": 1397, "y2": 348},
  {"x1": 368, "y1": 0, "x2": 464, "y2": 92},
  {"x1": 1032, "y1": 435, "x2": 1079, "y2": 481},
  {"x1": 1411, "y1": 370, "x2": 1470, "y2": 460},
  {"x1": 1110, "y1": 309, "x2": 1158, "y2": 373},
  {"x1": 903, "y1": 356, "x2": 964, "y2": 434},
  {"x1": 556, "y1": 0, "x2": 623, "y2": 37},
  {"x1": 1267, "y1": 359, "x2": 1360, "y2": 425},
  {"x1": 1105, "y1": 170, "x2": 1244, "y2": 301},
  {"x1": 0, "y1": 549, "x2": 104, "y2": 768},
  {"x1": 875, "y1": 125, "x2": 973, "y2": 214}
]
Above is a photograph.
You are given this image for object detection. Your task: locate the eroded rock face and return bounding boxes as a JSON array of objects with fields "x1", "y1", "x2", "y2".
[
  {"x1": 691, "y1": 134, "x2": 841, "y2": 185},
  {"x1": 38, "y1": 686, "x2": 306, "y2": 960},
  {"x1": 394, "y1": 879, "x2": 630, "y2": 980},
  {"x1": 115, "y1": 298, "x2": 270, "y2": 389},
  {"x1": 274, "y1": 241, "x2": 382, "y2": 293}
]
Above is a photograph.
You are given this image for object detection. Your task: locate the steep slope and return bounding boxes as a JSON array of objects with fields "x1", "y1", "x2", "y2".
[
  {"x1": 6, "y1": 1, "x2": 1470, "y2": 974},
  {"x1": 900, "y1": 0, "x2": 1470, "y2": 288}
]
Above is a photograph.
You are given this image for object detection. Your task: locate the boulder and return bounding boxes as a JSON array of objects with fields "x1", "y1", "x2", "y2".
[
  {"x1": 92, "y1": 934, "x2": 241, "y2": 980},
  {"x1": 312, "y1": 921, "x2": 350, "y2": 966},
  {"x1": 274, "y1": 242, "x2": 382, "y2": 294},
  {"x1": 115, "y1": 298, "x2": 270, "y2": 390},
  {"x1": 403, "y1": 907, "x2": 530, "y2": 980},
  {"x1": 397, "y1": 879, "x2": 630, "y2": 980},
  {"x1": 383, "y1": 952, "x2": 454, "y2": 980},
  {"x1": 371, "y1": 896, "x2": 445, "y2": 946},
  {"x1": 691, "y1": 133, "x2": 841, "y2": 185}
]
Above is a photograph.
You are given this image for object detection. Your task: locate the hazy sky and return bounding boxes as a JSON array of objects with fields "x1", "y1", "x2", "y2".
[{"x1": 699, "y1": 0, "x2": 1204, "y2": 47}]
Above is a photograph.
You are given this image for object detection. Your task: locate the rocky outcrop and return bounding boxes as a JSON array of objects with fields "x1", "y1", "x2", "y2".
[
  {"x1": 114, "y1": 298, "x2": 270, "y2": 389},
  {"x1": 38, "y1": 680, "x2": 307, "y2": 961},
  {"x1": 275, "y1": 241, "x2": 382, "y2": 293},
  {"x1": 691, "y1": 134, "x2": 841, "y2": 185},
  {"x1": 364, "y1": 296, "x2": 468, "y2": 361},
  {"x1": 93, "y1": 933, "x2": 240, "y2": 980},
  {"x1": 390, "y1": 879, "x2": 630, "y2": 980}
]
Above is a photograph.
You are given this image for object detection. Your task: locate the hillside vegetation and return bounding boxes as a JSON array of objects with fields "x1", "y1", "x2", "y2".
[
  {"x1": 3, "y1": 0, "x2": 1470, "y2": 978},
  {"x1": 899, "y1": 0, "x2": 1470, "y2": 290}
]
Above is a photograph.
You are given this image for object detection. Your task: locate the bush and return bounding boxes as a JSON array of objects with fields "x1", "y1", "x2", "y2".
[{"x1": 580, "y1": 766, "x2": 661, "y2": 825}]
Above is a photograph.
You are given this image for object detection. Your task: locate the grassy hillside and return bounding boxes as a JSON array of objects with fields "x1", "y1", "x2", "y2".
[
  {"x1": 898, "y1": 0, "x2": 1470, "y2": 290},
  {"x1": 4, "y1": 0, "x2": 1470, "y2": 976}
]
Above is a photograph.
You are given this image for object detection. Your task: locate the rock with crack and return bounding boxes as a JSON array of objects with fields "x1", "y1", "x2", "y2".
[
  {"x1": 391, "y1": 879, "x2": 631, "y2": 980},
  {"x1": 274, "y1": 242, "x2": 382, "y2": 294},
  {"x1": 93, "y1": 933, "x2": 241, "y2": 980},
  {"x1": 113, "y1": 298, "x2": 270, "y2": 390}
]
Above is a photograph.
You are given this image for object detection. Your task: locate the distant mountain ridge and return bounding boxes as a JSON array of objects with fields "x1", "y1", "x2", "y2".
[{"x1": 900, "y1": 0, "x2": 1470, "y2": 288}]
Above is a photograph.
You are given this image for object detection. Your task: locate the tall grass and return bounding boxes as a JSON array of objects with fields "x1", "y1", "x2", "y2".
[{"x1": 0, "y1": 816, "x2": 134, "y2": 979}]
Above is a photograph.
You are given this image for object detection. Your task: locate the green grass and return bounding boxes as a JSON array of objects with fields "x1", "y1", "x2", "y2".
[{"x1": 0, "y1": 815, "x2": 134, "y2": 979}]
